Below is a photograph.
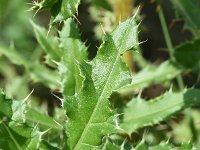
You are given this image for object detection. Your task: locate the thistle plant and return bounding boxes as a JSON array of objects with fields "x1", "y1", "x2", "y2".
[{"x1": 0, "y1": 0, "x2": 200, "y2": 149}]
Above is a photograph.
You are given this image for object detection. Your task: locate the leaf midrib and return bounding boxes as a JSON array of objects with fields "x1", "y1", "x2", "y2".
[
  {"x1": 73, "y1": 19, "x2": 134, "y2": 149},
  {"x1": 73, "y1": 55, "x2": 120, "y2": 150}
]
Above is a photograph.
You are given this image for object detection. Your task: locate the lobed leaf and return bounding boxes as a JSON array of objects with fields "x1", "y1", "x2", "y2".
[
  {"x1": 120, "y1": 89, "x2": 200, "y2": 134},
  {"x1": 63, "y1": 16, "x2": 138, "y2": 150}
]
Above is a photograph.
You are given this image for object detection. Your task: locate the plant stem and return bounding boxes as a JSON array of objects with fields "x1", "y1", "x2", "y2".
[
  {"x1": 157, "y1": 3, "x2": 184, "y2": 90},
  {"x1": 157, "y1": 5, "x2": 197, "y2": 140},
  {"x1": 158, "y1": 5, "x2": 174, "y2": 60}
]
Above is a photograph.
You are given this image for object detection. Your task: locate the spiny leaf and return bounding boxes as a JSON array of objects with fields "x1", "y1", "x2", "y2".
[
  {"x1": 173, "y1": 38, "x2": 200, "y2": 73},
  {"x1": 63, "y1": 17, "x2": 138, "y2": 150},
  {"x1": 32, "y1": 21, "x2": 61, "y2": 63},
  {"x1": 31, "y1": 0, "x2": 59, "y2": 9},
  {"x1": 120, "y1": 89, "x2": 200, "y2": 134},
  {"x1": 171, "y1": 0, "x2": 200, "y2": 37},
  {"x1": 118, "y1": 61, "x2": 182, "y2": 95},
  {"x1": 59, "y1": 18, "x2": 87, "y2": 96},
  {"x1": 30, "y1": 0, "x2": 80, "y2": 23},
  {"x1": 0, "y1": 90, "x2": 42, "y2": 149},
  {"x1": 57, "y1": 0, "x2": 80, "y2": 22}
]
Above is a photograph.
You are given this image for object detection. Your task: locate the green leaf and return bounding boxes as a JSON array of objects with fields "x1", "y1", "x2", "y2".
[
  {"x1": 53, "y1": 0, "x2": 80, "y2": 23},
  {"x1": 30, "y1": 0, "x2": 59, "y2": 10},
  {"x1": 118, "y1": 61, "x2": 182, "y2": 95},
  {"x1": 173, "y1": 38, "x2": 200, "y2": 72},
  {"x1": 59, "y1": 18, "x2": 87, "y2": 96},
  {"x1": 0, "y1": 91, "x2": 42, "y2": 150},
  {"x1": 32, "y1": 21, "x2": 61, "y2": 63},
  {"x1": 135, "y1": 143, "x2": 172, "y2": 150},
  {"x1": 0, "y1": 0, "x2": 10, "y2": 24},
  {"x1": 40, "y1": 0, "x2": 59, "y2": 9},
  {"x1": 179, "y1": 143, "x2": 197, "y2": 150},
  {"x1": 170, "y1": 0, "x2": 200, "y2": 37},
  {"x1": 0, "y1": 44, "x2": 25, "y2": 65},
  {"x1": 0, "y1": 44, "x2": 59, "y2": 89},
  {"x1": 26, "y1": 108, "x2": 63, "y2": 131},
  {"x1": 120, "y1": 89, "x2": 200, "y2": 134},
  {"x1": 0, "y1": 89, "x2": 12, "y2": 119},
  {"x1": 95, "y1": 138, "x2": 120, "y2": 150},
  {"x1": 40, "y1": 140, "x2": 61, "y2": 150},
  {"x1": 63, "y1": 17, "x2": 138, "y2": 149},
  {"x1": 28, "y1": 62, "x2": 60, "y2": 89},
  {"x1": 30, "y1": 0, "x2": 80, "y2": 23},
  {"x1": 135, "y1": 142, "x2": 197, "y2": 150}
]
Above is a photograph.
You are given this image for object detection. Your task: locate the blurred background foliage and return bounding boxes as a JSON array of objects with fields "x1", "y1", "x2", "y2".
[{"x1": 0, "y1": 0, "x2": 200, "y2": 147}]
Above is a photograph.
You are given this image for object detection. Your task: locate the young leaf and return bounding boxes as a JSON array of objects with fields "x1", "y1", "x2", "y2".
[
  {"x1": 63, "y1": 17, "x2": 138, "y2": 149},
  {"x1": 120, "y1": 89, "x2": 200, "y2": 134},
  {"x1": 170, "y1": 0, "x2": 200, "y2": 37},
  {"x1": 59, "y1": 18, "x2": 87, "y2": 96},
  {"x1": 118, "y1": 61, "x2": 182, "y2": 95}
]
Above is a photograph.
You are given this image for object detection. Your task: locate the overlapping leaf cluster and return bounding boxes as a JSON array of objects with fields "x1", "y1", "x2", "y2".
[{"x1": 0, "y1": 0, "x2": 200, "y2": 149}]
